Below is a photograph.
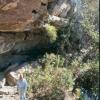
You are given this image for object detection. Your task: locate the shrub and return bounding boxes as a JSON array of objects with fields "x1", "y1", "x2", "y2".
[
  {"x1": 39, "y1": 53, "x2": 65, "y2": 68},
  {"x1": 45, "y1": 24, "x2": 58, "y2": 42},
  {"x1": 24, "y1": 63, "x2": 74, "y2": 99},
  {"x1": 74, "y1": 66, "x2": 99, "y2": 96}
]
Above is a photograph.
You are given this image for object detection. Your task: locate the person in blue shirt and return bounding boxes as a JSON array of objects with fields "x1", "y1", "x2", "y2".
[{"x1": 17, "y1": 73, "x2": 28, "y2": 100}]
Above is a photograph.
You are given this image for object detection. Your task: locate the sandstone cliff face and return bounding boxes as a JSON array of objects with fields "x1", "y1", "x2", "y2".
[
  {"x1": 0, "y1": 0, "x2": 41, "y2": 31},
  {"x1": 0, "y1": 0, "x2": 75, "y2": 31},
  {"x1": 0, "y1": 0, "x2": 75, "y2": 70}
]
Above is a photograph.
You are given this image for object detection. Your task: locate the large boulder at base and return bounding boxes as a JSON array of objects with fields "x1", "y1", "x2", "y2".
[{"x1": 5, "y1": 72, "x2": 18, "y2": 86}]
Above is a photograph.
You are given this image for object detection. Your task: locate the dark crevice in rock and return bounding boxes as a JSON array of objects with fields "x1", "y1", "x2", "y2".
[
  {"x1": 41, "y1": 2, "x2": 47, "y2": 6},
  {"x1": 24, "y1": 32, "x2": 29, "y2": 40},
  {"x1": 32, "y1": 10, "x2": 38, "y2": 14},
  {"x1": 0, "y1": 42, "x2": 56, "y2": 72}
]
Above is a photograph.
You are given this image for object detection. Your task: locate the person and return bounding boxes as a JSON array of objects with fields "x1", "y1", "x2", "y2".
[{"x1": 17, "y1": 73, "x2": 28, "y2": 100}]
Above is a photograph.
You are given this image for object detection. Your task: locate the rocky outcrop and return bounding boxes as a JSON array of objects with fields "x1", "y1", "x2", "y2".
[
  {"x1": 0, "y1": 0, "x2": 41, "y2": 31},
  {"x1": 0, "y1": 31, "x2": 49, "y2": 70},
  {"x1": 0, "y1": 0, "x2": 76, "y2": 70},
  {"x1": 0, "y1": 0, "x2": 75, "y2": 31}
]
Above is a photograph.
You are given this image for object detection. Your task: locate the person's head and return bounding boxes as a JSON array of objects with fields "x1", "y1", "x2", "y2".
[{"x1": 19, "y1": 73, "x2": 24, "y2": 80}]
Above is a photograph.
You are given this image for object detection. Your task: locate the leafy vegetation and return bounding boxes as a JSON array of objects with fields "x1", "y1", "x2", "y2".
[
  {"x1": 76, "y1": 67, "x2": 99, "y2": 95},
  {"x1": 45, "y1": 24, "x2": 58, "y2": 43},
  {"x1": 24, "y1": 0, "x2": 99, "y2": 99},
  {"x1": 39, "y1": 53, "x2": 65, "y2": 68},
  {"x1": 24, "y1": 55, "x2": 74, "y2": 99}
]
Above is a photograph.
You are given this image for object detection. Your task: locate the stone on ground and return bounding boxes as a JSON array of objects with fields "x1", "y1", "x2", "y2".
[{"x1": 5, "y1": 72, "x2": 18, "y2": 86}]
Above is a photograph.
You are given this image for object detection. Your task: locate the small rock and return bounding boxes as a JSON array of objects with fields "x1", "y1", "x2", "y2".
[
  {"x1": 10, "y1": 95, "x2": 14, "y2": 97},
  {"x1": 0, "y1": 95, "x2": 3, "y2": 98},
  {"x1": 0, "y1": 90, "x2": 8, "y2": 95}
]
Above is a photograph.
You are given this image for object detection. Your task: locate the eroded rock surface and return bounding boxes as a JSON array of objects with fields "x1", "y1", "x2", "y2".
[
  {"x1": 0, "y1": 0, "x2": 75, "y2": 31},
  {"x1": 0, "y1": 0, "x2": 42, "y2": 31},
  {"x1": 5, "y1": 72, "x2": 18, "y2": 86},
  {"x1": 0, "y1": 0, "x2": 76, "y2": 70}
]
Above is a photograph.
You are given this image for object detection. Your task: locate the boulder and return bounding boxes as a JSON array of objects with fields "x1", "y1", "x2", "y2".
[{"x1": 5, "y1": 72, "x2": 18, "y2": 86}]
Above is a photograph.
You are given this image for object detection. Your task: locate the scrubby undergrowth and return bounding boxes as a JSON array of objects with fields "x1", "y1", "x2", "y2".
[{"x1": 23, "y1": 0, "x2": 99, "y2": 99}]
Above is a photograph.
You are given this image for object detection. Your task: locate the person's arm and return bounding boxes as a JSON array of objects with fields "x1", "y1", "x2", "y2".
[
  {"x1": 16, "y1": 80, "x2": 19, "y2": 91},
  {"x1": 24, "y1": 79, "x2": 28, "y2": 90}
]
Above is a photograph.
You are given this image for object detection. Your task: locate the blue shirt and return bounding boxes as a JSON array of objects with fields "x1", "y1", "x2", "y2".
[{"x1": 17, "y1": 78, "x2": 28, "y2": 91}]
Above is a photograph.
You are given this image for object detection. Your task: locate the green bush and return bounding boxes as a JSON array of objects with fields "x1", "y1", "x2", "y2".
[
  {"x1": 24, "y1": 62, "x2": 74, "y2": 99},
  {"x1": 45, "y1": 24, "x2": 58, "y2": 42},
  {"x1": 39, "y1": 53, "x2": 65, "y2": 68},
  {"x1": 80, "y1": 0, "x2": 99, "y2": 45},
  {"x1": 75, "y1": 67, "x2": 99, "y2": 95}
]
